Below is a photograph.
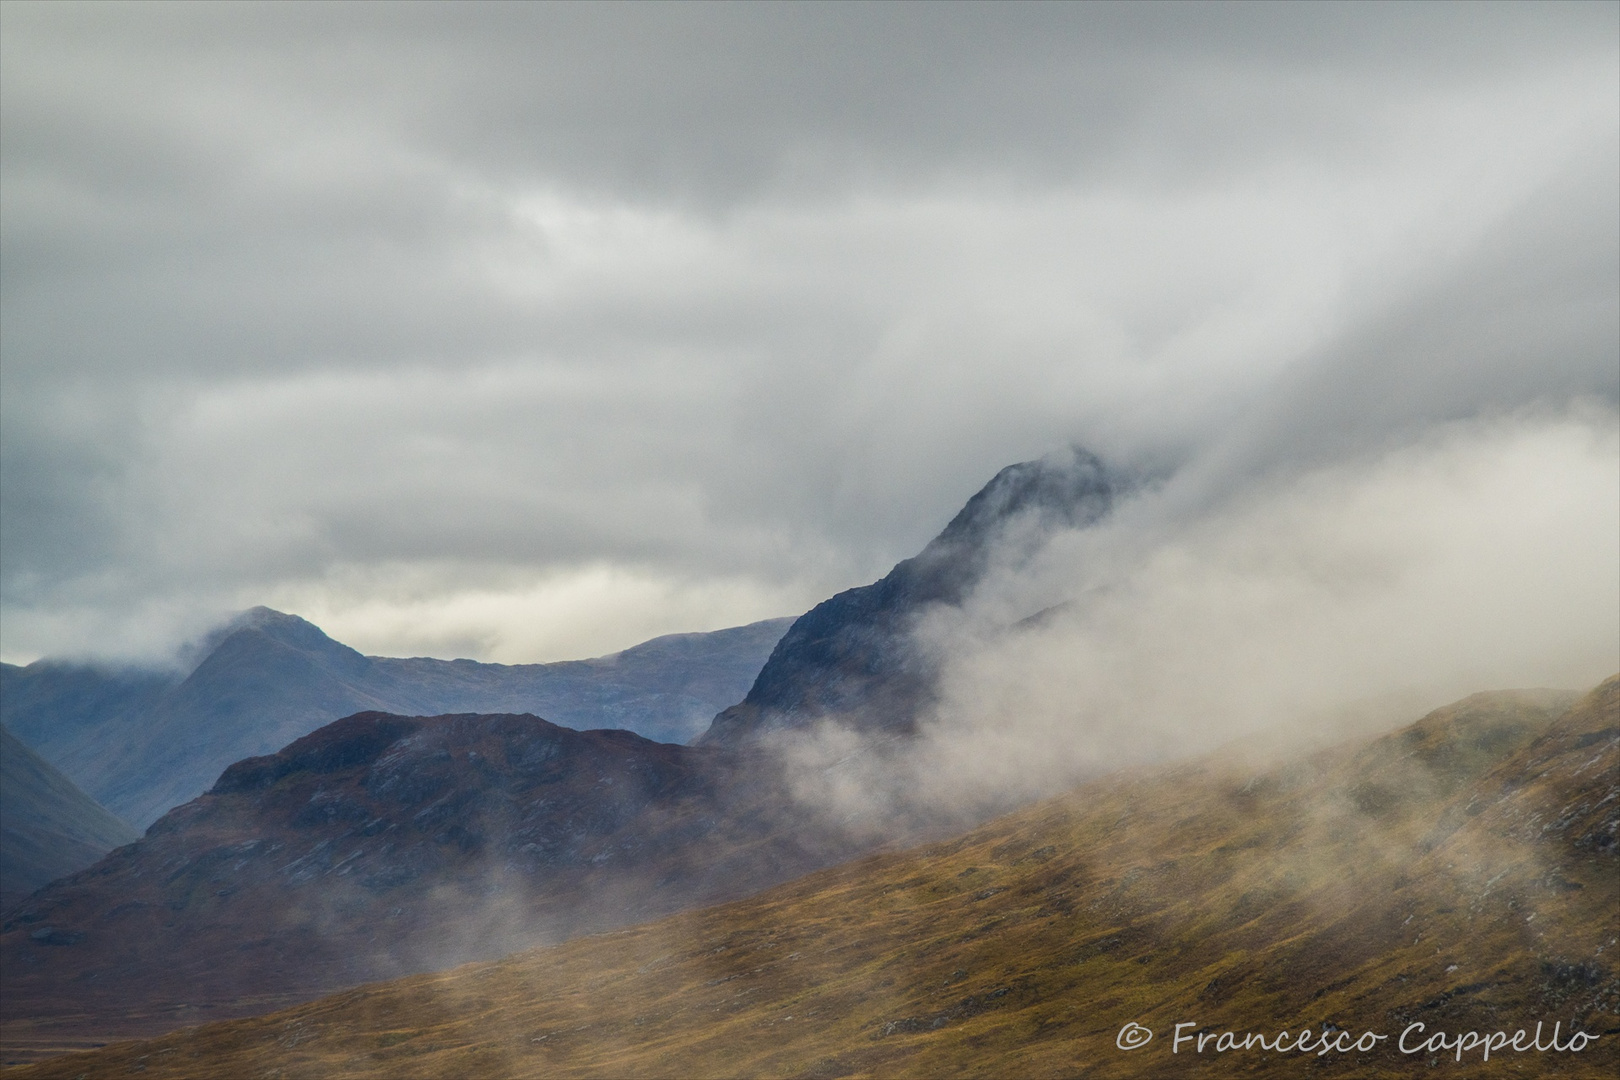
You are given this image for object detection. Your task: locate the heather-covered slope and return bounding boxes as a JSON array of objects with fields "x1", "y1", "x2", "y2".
[
  {"x1": 0, "y1": 710, "x2": 860, "y2": 1062},
  {"x1": 0, "y1": 727, "x2": 138, "y2": 913},
  {"x1": 15, "y1": 679, "x2": 1612, "y2": 1078},
  {"x1": 703, "y1": 448, "x2": 1114, "y2": 746},
  {"x1": 3, "y1": 610, "x2": 792, "y2": 827}
]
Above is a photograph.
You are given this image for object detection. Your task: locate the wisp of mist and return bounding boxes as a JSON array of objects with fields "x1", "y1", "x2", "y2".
[{"x1": 775, "y1": 404, "x2": 1619, "y2": 836}]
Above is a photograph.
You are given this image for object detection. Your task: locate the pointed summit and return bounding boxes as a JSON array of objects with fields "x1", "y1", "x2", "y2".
[
  {"x1": 4, "y1": 610, "x2": 792, "y2": 829},
  {"x1": 701, "y1": 448, "x2": 1116, "y2": 745},
  {"x1": 181, "y1": 606, "x2": 363, "y2": 674}
]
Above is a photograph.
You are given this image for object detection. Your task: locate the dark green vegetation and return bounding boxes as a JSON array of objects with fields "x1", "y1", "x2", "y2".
[
  {"x1": 0, "y1": 726, "x2": 137, "y2": 913},
  {"x1": 13, "y1": 678, "x2": 1613, "y2": 1078},
  {"x1": 2, "y1": 609, "x2": 792, "y2": 827}
]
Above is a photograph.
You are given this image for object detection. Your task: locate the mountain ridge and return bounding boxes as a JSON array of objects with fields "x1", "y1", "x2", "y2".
[
  {"x1": 10, "y1": 677, "x2": 1609, "y2": 1077},
  {"x1": 702, "y1": 447, "x2": 1115, "y2": 746},
  {"x1": 0, "y1": 727, "x2": 139, "y2": 913},
  {"x1": 0, "y1": 706, "x2": 868, "y2": 1056},
  {"x1": 3, "y1": 612, "x2": 793, "y2": 827}
]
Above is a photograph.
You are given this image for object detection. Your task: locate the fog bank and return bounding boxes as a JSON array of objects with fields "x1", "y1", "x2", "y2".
[{"x1": 776, "y1": 405, "x2": 1619, "y2": 834}]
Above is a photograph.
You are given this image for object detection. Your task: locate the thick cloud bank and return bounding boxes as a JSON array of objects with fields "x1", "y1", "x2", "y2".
[
  {"x1": 1, "y1": 3, "x2": 1615, "y2": 664},
  {"x1": 776, "y1": 405, "x2": 1619, "y2": 835}
]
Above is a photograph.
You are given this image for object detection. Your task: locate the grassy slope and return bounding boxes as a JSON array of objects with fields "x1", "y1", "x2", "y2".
[
  {"x1": 8, "y1": 678, "x2": 1616, "y2": 1079},
  {"x1": 0, "y1": 712, "x2": 877, "y2": 1065}
]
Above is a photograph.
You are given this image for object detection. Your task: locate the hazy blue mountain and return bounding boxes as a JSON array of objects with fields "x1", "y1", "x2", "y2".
[
  {"x1": 702, "y1": 447, "x2": 1116, "y2": 745},
  {"x1": 1, "y1": 725, "x2": 139, "y2": 912},
  {"x1": 0, "y1": 663, "x2": 174, "y2": 764},
  {"x1": 2, "y1": 611, "x2": 792, "y2": 828}
]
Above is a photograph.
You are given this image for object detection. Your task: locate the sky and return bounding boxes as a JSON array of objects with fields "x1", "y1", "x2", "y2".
[{"x1": 2, "y1": 1, "x2": 1616, "y2": 667}]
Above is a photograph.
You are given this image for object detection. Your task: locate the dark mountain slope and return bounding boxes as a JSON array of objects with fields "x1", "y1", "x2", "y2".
[
  {"x1": 83, "y1": 614, "x2": 398, "y2": 828},
  {"x1": 703, "y1": 447, "x2": 1115, "y2": 745},
  {"x1": 0, "y1": 727, "x2": 138, "y2": 913},
  {"x1": 3, "y1": 611, "x2": 792, "y2": 827},
  {"x1": 0, "y1": 663, "x2": 173, "y2": 777},
  {"x1": 16, "y1": 679, "x2": 1608, "y2": 1078},
  {"x1": 0, "y1": 709, "x2": 860, "y2": 1057}
]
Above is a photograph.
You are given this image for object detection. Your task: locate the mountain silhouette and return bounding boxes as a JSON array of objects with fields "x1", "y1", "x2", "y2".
[
  {"x1": 2, "y1": 611, "x2": 791, "y2": 828},
  {"x1": 703, "y1": 447, "x2": 1115, "y2": 745},
  {"x1": 0, "y1": 707, "x2": 863, "y2": 1051}
]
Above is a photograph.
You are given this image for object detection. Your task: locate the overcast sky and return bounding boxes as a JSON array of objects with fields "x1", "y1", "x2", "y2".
[{"x1": 2, "y1": 1, "x2": 1616, "y2": 666}]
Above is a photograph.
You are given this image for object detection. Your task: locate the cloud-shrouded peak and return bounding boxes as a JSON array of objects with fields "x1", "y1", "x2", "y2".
[
  {"x1": 0, "y1": 3, "x2": 1613, "y2": 669},
  {"x1": 704, "y1": 448, "x2": 1122, "y2": 746},
  {"x1": 925, "y1": 447, "x2": 1114, "y2": 559}
]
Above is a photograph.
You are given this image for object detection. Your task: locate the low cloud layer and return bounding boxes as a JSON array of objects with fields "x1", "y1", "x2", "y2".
[
  {"x1": 1, "y1": 3, "x2": 1615, "y2": 664},
  {"x1": 775, "y1": 404, "x2": 1619, "y2": 836}
]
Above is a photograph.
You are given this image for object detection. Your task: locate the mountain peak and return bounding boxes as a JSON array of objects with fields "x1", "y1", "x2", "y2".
[
  {"x1": 229, "y1": 605, "x2": 304, "y2": 629},
  {"x1": 702, "y1": 448, "x2": 1116, "y2": 745},
  {"x1": 219, "y1": 606, "x2": 343, "y2": 651},
  {"x1": 176, "y1": 607, "x2": 364, "y2": 679},
  {"x1": 897, "y1": 446, "x2": 1113, "y2": 609},
  {"x1": 929, "y1": 446, "x2": 1112, "y2": 553}
]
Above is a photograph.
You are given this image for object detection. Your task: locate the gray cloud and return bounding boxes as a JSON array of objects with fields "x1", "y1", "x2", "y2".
[
  {"x1": 774, "y1": 404, "x2": 1618, "y2": 838},
  {"x1": 1, "y1": 1, "x2": 1615, "y2": 663}
]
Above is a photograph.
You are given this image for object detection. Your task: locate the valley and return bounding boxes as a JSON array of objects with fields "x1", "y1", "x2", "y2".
[{"x1": 0, "y1": 728, "x2": 138, "y2": 912}]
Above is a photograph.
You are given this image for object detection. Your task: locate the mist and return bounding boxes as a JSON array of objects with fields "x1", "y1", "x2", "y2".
[
  {"x1": 3, "y1": 2, "x2": 1615, "y2": 667},
  {"x1": 4, "y1": 9, "x2": 1617, "y2": 1073},
  {"x1": 772, "y1": 403, "x2": 1619, "y2": 835}
]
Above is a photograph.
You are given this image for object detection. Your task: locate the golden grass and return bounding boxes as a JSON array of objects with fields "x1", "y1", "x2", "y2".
[{"x1": 8, "y1": 679, "x2": 1617, "y2": 1078}]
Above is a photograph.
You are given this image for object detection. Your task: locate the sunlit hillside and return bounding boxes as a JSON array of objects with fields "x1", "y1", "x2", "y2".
[{"x1": 11, "y1": 677, "x2": 1615, "y2": 1078}]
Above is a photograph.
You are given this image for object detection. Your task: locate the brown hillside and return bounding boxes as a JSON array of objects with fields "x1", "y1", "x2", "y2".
[
  {"x1": 0, "y1": 713, "x2": 867, "y2": 1063},
  {"x1": 9, "y1": 679, "x2": 1614, "y2": 1078}
]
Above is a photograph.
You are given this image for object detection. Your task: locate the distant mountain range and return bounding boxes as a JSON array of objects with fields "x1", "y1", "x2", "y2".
[
  {"x1": 2, "y1": 611, "x2": 792, "y2": 828},
  {"x1": 0, "y1": 450, "x2": 1127, "y2": 1057},
  {"x1": 13, "y1": 678, "x2": 1610, "y2": 1078},
  {"x1": 3, "y1": 447, "x2": 1116, "y2": 832},
  {"x1": 3, "y1": 448, "x2": 1614, "y2": 1077},
  {"x1": 0, "y1": 727, "x2": 137, "y2": 913},
  {"x1": 702, "y1": 446, "x2": 1116, "y2": 745}
]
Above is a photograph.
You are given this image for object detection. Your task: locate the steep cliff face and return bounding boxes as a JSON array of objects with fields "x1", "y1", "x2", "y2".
[{"x1": 703, "y1": 447, "x2": 1115, "y2": 745}]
